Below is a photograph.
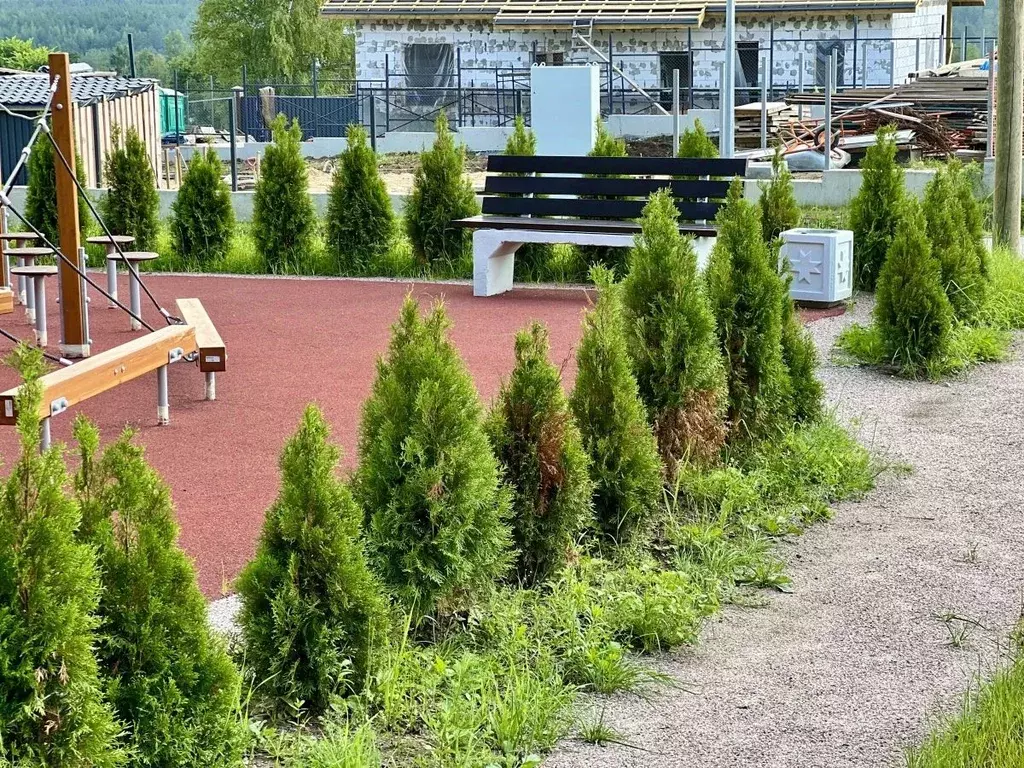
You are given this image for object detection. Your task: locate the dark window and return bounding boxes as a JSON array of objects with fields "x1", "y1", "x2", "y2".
[
  {"x1": 534, "y1": 51, "x2": 564, "y2": 66},
  {"x1": 815, "y1": 40, "x2": 846, "y2": 88},
  {"x1": 404, "y1": 43, "x2": 455, "y2": 105},
  {"x1": 736, "y1": 41, "x2": 761, "y2": 105},
  {"x1": 659, "y1": 51, "x2": 693, "y2": 110}
]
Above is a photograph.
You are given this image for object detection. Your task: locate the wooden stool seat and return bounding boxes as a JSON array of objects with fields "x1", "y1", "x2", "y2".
[
  {"x1": 87, "y1": 235, "x2": 136, "y2": 246},
  {"x1": 92, "y1": 238, "x2": 137, "y2": 307},
  {"x1": 0, "y1": 233, "x2": 40, "y2": 243},
  {"x1": 109, "y1": 252, "x2": 159, "y2": 330},
  {"x1": 107, "y1": 251, "x2": 158, "y2": 263},
  {"x1": 10, "y1": 265, "x2": 59, "y2": 277},
  {"x1": 5, "y1": 246, "x2": 57, "y2": 258}
]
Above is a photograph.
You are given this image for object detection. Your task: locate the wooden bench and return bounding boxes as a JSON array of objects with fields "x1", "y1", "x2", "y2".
[
  {"x1": 453, "y1": 154, "x2": 748, "y2": 296},
  {"x1": 176, "y1": 298, "x2": 226, "y2": 401}
]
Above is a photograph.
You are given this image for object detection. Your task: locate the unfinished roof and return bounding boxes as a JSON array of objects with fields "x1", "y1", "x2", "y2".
[{"x1": 0, "y1": 74, "x2": 156, "y2": 108}]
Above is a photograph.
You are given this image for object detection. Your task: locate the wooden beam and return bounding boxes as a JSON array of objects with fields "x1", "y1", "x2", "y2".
[
  {"x1": 0, "y1": 324, "x2": 197, "y2": 425},
  {"x1": 176, "y1": 298, "x2": 226, "y2": 372}
]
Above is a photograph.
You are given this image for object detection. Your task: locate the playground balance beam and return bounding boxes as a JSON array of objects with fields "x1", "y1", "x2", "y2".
[{"x1": 176, "y1": 298, "x2": 225, "y2": 400}]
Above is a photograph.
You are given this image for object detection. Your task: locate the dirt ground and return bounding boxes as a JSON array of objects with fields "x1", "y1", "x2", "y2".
[{"x1": 306, "y1": 152, "x2": 489, "y2": 195}]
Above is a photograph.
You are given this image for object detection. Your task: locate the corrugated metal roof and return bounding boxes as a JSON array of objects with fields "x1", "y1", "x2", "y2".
[
  {"x1": 0, "y1": 74, "x2": 157, "y2": 109},
  {"x1": 494, "y1": 0, "x2": 705, "y2": 27}
]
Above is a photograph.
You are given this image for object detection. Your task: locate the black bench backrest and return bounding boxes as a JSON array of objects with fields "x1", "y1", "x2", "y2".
[{"x1": 481, "y1": 154, "x2": 747, "y2": 222}]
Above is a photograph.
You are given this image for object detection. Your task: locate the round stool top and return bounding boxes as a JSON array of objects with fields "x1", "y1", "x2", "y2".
[
  {"x1": 10, "y1": 265, "x2": 59, "y2": 277},
  {"x1": 107, "y1": 251, "x2": 159, "y2": 262},
  {"x1": 5, "y1": 246, "x2": 56, "y2": 257},
  {"x1": 86, "y1": 235, "x2": 136, "y2": 246},
  {"x1": 0, "y1": 232, "x2": 39, "y2": 243}
]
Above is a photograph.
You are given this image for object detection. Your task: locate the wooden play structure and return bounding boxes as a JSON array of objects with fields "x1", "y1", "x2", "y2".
[{"x1": 0, "y1": 53, "x2": 226, "y2": 447}]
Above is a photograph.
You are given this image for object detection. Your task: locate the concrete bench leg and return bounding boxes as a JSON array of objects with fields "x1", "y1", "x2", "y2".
[{"x1": 472, "y1": 230, "x2": 520, "y2": 297}]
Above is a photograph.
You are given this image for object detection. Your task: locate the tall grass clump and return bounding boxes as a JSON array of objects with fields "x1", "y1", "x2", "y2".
[
  {"x1": 404, "y1": 114, "x2": 479, "y2": 273},
  {"x1": 252, "y1": 115, "x2": 316, "y2": 274},
  {"x1": 356, "y1": 297, "x2": 510, "y2": 617},
  {"x1": 24, "y1": 136, "x2": 92, "y2": 243},
  {"x1": 0, "y1": 346, "x2": 123, "y2": 767},
  {"x1": 487, "y1": 322, "x2": 593, "y2": 585},
  {"x1": 237, "y1": 405, "x2": 389, "y2": 716},
  {"x1": 102, "y1": 125, "x2": 160, "y2": 250},
  {"x1": 849, "y1": 125, "x2": 905, "y2": 291},
  {"x1": 759, "y1": 148, "x2": 799, "y2": 243},
  {"x1": 621, "y1": 190, "x2": 726, "y2": 469},
  {"x1": 171, "y1": 148, "x2": 236, "y2": 268},
  {"x1": 707, "y1": 180, "x2": 792, "y2": 442},
  {"x1": 503, "y1": 115, "x2": 553, "y2": 280},
  {"x1": 73, "y1": 419, "x2": 245, "y2": 766},
  {"x1": 578, "y1": 119, "x2": 628, "y2": 275},
  {"x1": 979, "y1": 247, "x2": 1024, "y2": 330},
  {"x1": 326, "y1": 124, "x2": 395, "y2": 275},
  {"x1": 677, "y1": 119, "x2": 718, "y2": 159},
  {"x1": 570, "y1": 268, "x2": 663, "y2": 551}
]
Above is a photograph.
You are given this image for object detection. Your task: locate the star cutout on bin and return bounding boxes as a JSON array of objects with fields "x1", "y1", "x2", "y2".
[{"x1": 794, "y1": 250, "x2": 823, "y2": 284}]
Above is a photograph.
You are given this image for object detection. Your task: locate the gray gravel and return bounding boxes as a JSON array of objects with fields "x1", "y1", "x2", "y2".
[{"x1": 547, "y1": 296, "x2": 1024, "y2": 768}]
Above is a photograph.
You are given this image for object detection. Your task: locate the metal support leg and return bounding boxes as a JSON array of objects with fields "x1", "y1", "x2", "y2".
[
  {"x1": 16, "y1": 257, "x2": 25, "y2": 305},
  {"x1": 34, "y1": 277, "x2": 47, "y2": 347},
  {"x1": 205, "y1": 371, "x2": 216, "y2": 401},
  {"x1": 40, "y1": 417, "x2": 50, "y2": 452},
  {"x1": 106, "y1": 253, "x2": 117, "y2": 308},
  {"x1": 129, "y1": 273, "x2": 141, "y2": 331},
  {"x1": 157, "y1": 365, "x2": 169, "y2": 425},
  {"x1": 24, "y1": 268, "x2": 34, "y2": 324}
]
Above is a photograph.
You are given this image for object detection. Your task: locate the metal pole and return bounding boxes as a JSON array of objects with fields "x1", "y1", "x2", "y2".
[
  {"x1": 889, "y1": 40, "x2": 896, "y2": 86},
  {"x1": 312, "y1": 60, "x2": 320, "y2": 137},
  {"x1": 173, "y1": 70, "x2": 181, "y2": 140},
  {"x1": 915, "y1": 38, "x2": 921, "y2": 73},
  {"x1": 127, "y1": 33, "x2": 136, "y2": 77},
  {"x1": 205, "y1": 372, "x2": 216, "y2": 401},
  {"x1": 672, "y1": 68, "x2": 680, "y2": 156},
  {"x1": 78, "y1": 246, "x2": 89, "y2": 347},
  {"x1": 35, "y1": 277, "x2": 47, "y2": 347},
  {"x1": 228, "y1": 96, "x2": 238, "y2": 192},
  {"x1": 760, "y1": 56, "x2": 768, "y2": 150},
  {"x1": 961, "y1": 25, "x2": 968, "y2": 62},
  {"x1": 723, "y1": 0, "x2": 736, "y2": 157},
  {"x1": 824, "y1": 50, "x2": 834, "y2": 172},
  {"x1": 495, "y1": 64, "x2": 501, "y2": 125},
  {"x1": 92, "y1": 102, "x2": 103, "y2": 187},
  {"x1": 797, "y1": 51, "x2": 805, "y2": 120},
  {"x1": 607, "y1": 33, "x2": 614, "y2": 114},
  {"x1": 369, "y1": 91, "x2": 377, "y2": 152},
  {"x1": 687, "y1": 28, "x2": 694, "y2": 110},
  {"x1": 157, "y1": 365, "x2": 169, "y2": 425},
  {"x1": 852, "y1": 18, "x2": 859, "y2": 89},
  {"x1": 986, "y1": 47, "x2": 995, "y2": 159},
  {"x1": 456, "y1": 48, "x2": 463, "y2": 127},
  {"x1": 768, "y1": 21, "x2": 775, "y2": 99},
  {"x1": 384, "y1": 54, "x2": 390, "y2": 133}
]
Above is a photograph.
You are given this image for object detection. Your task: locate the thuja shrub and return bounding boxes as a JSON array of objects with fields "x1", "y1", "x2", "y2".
[
  {"x1": 578, "y1": 119, "x2": 628, "y2": 275},
  {"x1": 486, "y1": 322, "x2": 593, "y2": 585},
  {"x1": 253, "y1": 115, "x2": 316, "y2": 274},
  {"x1": 570, "y1": 268, "x2": 663, "y2": 551},
  {"x1": 677, "y1": 119, "x2": 718, "y2": 159},
  {"x1": 706, "y1": 180, "x2": 792, "y2": 443},
  {"x1": 759, "y1": 148, "x2": 799, "y2": 243},
  {"x1": 73, "y1": 419, "x2": 244, "y2": 767},
  {"x1": 779, "y1": 269, "x2": 824, "y2": 423},
  {"x1": 404, "y1": 113, "x2": 479, "y2": 273},
  {"x1": 171, "y1": 148, "x2": 235, "y2": 267},
  {"x1": 849, "y1": 125, "x2": 905, "y2": 291},
  {"x1": 326, "y1": 123, "x2": 395, "y2": 275},
  {"x1": 0, "y1": 346, "x2": 123, "y2": 768},
  {"x1": 923, "y1": 162, "x2": 986, "y2": 321},
  {"x1": 101, "y1": 125, "x2": 159, "y2": 249},
  {"x1": 950, "y1": 161, "x2": 989, "y2": 278},
  {"x1": 356, "y1": 297, "x2": 510, "y2": 617},
  {"x1": 621, "y1": 190, "x2": 726, "y2": 470},
  {"x1": 503, "y1": 115, "x2": 552, "y2": 280},
  {"x1": 237, "y1": 405, "x2": 389, "y2": 716},
  {"x1": 24, "y1": 136, "x2": 92, "y2": 244}
]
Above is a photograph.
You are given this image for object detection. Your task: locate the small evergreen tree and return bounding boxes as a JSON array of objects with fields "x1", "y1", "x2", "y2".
[
  {"x1": 24, "y1": 136, "x2": 92, "y2": 244},
  {"x1": 73, "y1": 419, "x2": 245, "y2": 767},
  {"x1": 849, "y1": 125, "x2": 905, "y2": 291},
  {"x1": 356, "y1": 297, "x2": 510, "y2": 617},
  {"x1": 252, "y1": 115, "x2": 316, "y2": 273},
  {"x1": 578, "y1": 119, "x2": 629, "y2": 275},
  {"x1": 778, "y1": 271, "x2": 824, "y2": 423},
  {"x1": 570, "y1": 268, "x2": 663, "y2": 551},
  {"x1": 706, "y1": 180, "x2": 792, "y2": 443},
  {"x1": 237, "y1": 405, "x2": 389, "y2": 716},
  {"x1": 486, "y1": 322, "x2": 593, "y2": 585},
  {"x1": 326, "y1": 124, "x2": 395, "y2": 275},
  {"x1": 404, "y1": 114, "x2": 479, "y2": 273},
  {"x1": 101, "y1": 126, "x2": 160, "y2": 250},
  {"x1": 922, "y1": 162, "x2": 986, "y2": 321},
  {"x1": 0, "y1": 346, "x2": 123, "y2": 768},
  {"x1": 677, "y1": 119, "x2": 718, "y2": 159},
  {"x1": 621, "y1": 190, "x2": 726, "y2": 470},
  {"x1": 949, "y1": 160, "x2": 989, "y2": 278},
  {"x1": 758, "y1": 148, "x2": 799, "y2": 243},
  {"x1": 171, "y1": 148, "x2": 235, "y2": 267},
  {"x1": 503, "y1": 116, "x2": 552, "y2": 280}
]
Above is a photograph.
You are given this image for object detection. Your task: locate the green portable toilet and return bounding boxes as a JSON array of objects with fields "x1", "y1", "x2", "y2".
[{"x1": 159, "y1": 87, "x2": 187, "y2": 135}]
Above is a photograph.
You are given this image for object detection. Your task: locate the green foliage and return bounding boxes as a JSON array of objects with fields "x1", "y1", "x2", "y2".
[
  {"x1": 0, "y1": 36, "x2": 50, "y2": 70},
  {"x1": 252, "y1": 115, "x2": 316, "y2": 274},
  {"x1": 849, "y1": 125, "x2": 905, "y2": 291},
  {"x1": 590, "y1": 118, "x2": 626, "y2": 158},
  {"x1": 677, "y1": 119, "x2": 718, "y2": 159},
  {"x1": 237, "y1": 405, "x2": 389, "y2": 717},
  {"x1": 707, "y1": 180, "x2": 792, "y2": 443},
  {"x1": 503, "y1": 115, "x2": 552, "y2": 280},
  {"x1": 486, "y1": 322, "x2": 593, "y2": 585},
  {"x1": 578, "y1": 119, "x2": 629, "y2": 275},
  {"x1": 102, "y1": 126, "x2": 160, "y2": 250},
  {"x1": 0, "y1": 346, "x2": 123, "y2": 768},
  {"x1": 569, "y1": 268, "x2": 663, "y2": 551},
  {"x1": 621, "y1": 190, "x2": 726, "y2": 469},
  {"x1": 355, "y1": 297, "x2": 510, "y2": 617},
  {"x1": 778, "y1": 273, "x2": 824, "y2": 423},
  {"x1": 326, "y1": 124, "x2": 394, "y2": 275},
  {"x1": 72, "y1": 419, "x2": 244, "y2": 767},
  {"x1": 979, "y1": 247, "x2": 1024, "y2": 330},
  {"x1": 171, "y1": 147, "x2": 235, "y2": 267},
  {"x1": 294, "y1": 723, "x2": 381, "y2": 768},
  {"x1": 950, "y1": 162, "x2": 990, "y2": 278},
  {"x1": 758, "y1": 149, "x2": 799, "y2": 243},
  {"x1": 922, "y1": 161, "x2": 987, "y2": 321},
  {"x1": 404, "y1": 113, "x2": 479, "y2": 273},
  {"x1": 24, "y1": 137, "x2": 92, "y2": 245}
]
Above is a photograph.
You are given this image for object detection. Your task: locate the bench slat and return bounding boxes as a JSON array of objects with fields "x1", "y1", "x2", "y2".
[
  {"x1": 453, "y1": 215, "x2": 718, "y2": 238},
  {"x1": 487, "y1": 154, "x2": 747, "y2": 177},
  {"x1": 481, "y1": 196, "x2": 722, "y2": 221},
  {"x1": 176, "y1": 298, "x2": 226, "y2": 373},
  {"x1": 483, "y1": 175, "x2": 731, "y2": 199}
]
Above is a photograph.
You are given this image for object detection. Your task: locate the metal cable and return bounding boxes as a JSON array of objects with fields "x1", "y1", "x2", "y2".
[
  {"x1": 0, "y1": 80, "x2": 59, "y2": 197},
  {"x1": 0, "y1": 326, "x2": 72, "y2": 366}
]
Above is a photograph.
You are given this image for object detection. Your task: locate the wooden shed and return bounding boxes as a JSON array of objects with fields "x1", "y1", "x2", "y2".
[{"x1": 0, "y1": 73, "x2": 160, "y2": 188}]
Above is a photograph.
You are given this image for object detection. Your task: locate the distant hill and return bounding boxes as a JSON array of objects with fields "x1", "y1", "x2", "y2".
[{"x1": 952, "y1": 1, "x2": 1000, "y2": 40}]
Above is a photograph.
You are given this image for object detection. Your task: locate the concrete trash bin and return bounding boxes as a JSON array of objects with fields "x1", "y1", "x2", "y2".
[{"x1": 780, "y1": 228, "x2": 854, "y2": 304}]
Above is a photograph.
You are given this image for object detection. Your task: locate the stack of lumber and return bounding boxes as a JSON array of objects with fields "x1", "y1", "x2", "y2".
[{"x1": 734, "y1": 101, "x2": 798, "y2": 148}]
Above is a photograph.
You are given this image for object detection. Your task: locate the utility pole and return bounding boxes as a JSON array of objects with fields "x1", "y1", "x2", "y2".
[
  {"x1": 993, "y1": 0, "x2": 1023, "y2": 253},
  {"x1": 49, "y1": 52, "x2": 90, "y2": 358},
  {"x1": 722, "y1": 0, "x2": 736, "y2": 157}
]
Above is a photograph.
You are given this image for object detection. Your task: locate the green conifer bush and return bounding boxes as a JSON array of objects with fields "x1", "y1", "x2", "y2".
[
  {"x1": 486, "y1": 322, "x2": 593, "y2": 585},
  {"x1": 24, "y1": 136, "x2": 92, "y2": 244},
  {"x1": 0, "y1": 346, "x2": 122, "y2": 768},
  {"x1": 758, "y1": 148, "x2": 799, "y2": 243},
  {"x1": 873, "y1": 198, "x2": 953, "y2": 374},
  {"x1": 252, "y1": 115, "x2": 316, "y2": 274},
  {"x1": 570, "y1": 268, "x2": 663, "y2": 550},
  {"x1": 950, "y1": 160, "x2": 989, "y2": 278},
  {"x1": 578, "y1": 119, "x2": 628, "y2": 274},
  {"x1": 706, "y1": 180, "x2": 792, "y2": 443},
  {"x1": 404, "y1": 114, "x2": 479, "y2": 273},
  {"x1": 849, "y1": 125, "x2": 905, "y2": 291},
  {"x1": 73, "y1": 419, "x2": 245, "y2": 767},
  {"x1": 677, "y1": 119, "x2": 718, "y2": 159},
  {"x1": 237, "y1": 405, "x2": 389, "y2": 716},
  {"x1": 778, "y1": 273, "x2": 824, "y2": 423},
  {"x1": 101, "y1": 126, "x2": 160, "y2": 250},
  {"x1": 356, "y1": 297, "x2": 510, "y2": 616},
  {"x1": 171, "y1": 148, "x2": 236, "y2": 267},
  {"x1": 326, "y1": 124, "x2": 395, "y2": 275},
  {"x1": 621, "y1": 190, "x2": 727, "y2": 469},
  {"x1": 503, "y1": 115, "x2": 553, "y2": 280}
]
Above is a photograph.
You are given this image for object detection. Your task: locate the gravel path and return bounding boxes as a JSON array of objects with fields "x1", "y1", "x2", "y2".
[{"x1": 547, "y1": 296, "x2": 1024, "y2": 768}]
